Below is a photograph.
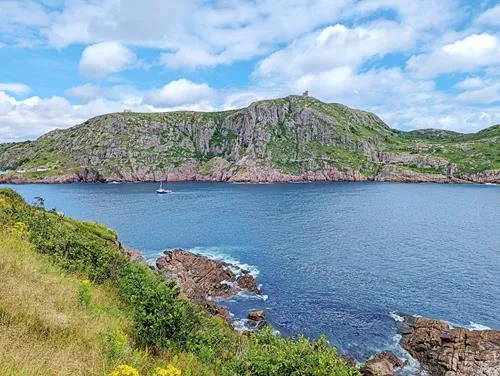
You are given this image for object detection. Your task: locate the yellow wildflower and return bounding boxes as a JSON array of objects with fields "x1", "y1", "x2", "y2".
[
  {"x1": 11, "y1": 221, "x2": 29, "y2": 238},
  {"x1": 0, "y1": 196, "x2": 9, "y2": 208},
  {"x1": 82, "y1": 279, "x2": 91, "y2": 287},
  {"x1": 109, "y1": 364, "x2": 139, "y2": 376},
  {"x1": 154, "y1": 365, "x2": 182, "y2": 376}
]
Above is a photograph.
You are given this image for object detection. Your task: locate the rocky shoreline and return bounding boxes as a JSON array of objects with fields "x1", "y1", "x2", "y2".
[
  {"x1": 119, "y1": 245, "x2": 499, "y2": 376},
  {"x1": 399, "y1": 316, "x2": 500, "y2": 376},
  {"x1": 1, "y1": 170, "x2": 498, "y2": 185}
]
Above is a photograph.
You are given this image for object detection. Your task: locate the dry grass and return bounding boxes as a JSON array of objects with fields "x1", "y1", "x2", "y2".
[
  {"x1": 0, "y1": 231, "x2": 134, "y2": 375},
  {"x1": 0, "y1": 231, "x2": 217, "y2": 376}
]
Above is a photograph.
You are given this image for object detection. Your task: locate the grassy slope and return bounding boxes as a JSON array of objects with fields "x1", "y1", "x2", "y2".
[
  {"x1": 0, "y1": 189, "x2": 359, "y2": 376},
  {"x1": 0, "y1": 232, "x2": 217, "y2": 376},
  {"x1": 388, "y1": 124, "x2": 500, "y2": 174}
]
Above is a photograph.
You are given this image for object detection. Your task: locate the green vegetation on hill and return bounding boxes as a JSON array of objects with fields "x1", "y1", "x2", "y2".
[
  {"x1": 0, "y1": 188, "x2": 360, "y2": 376},
  {"x1": 0, "y1": 96, "x2": 498, "y2": 182}
]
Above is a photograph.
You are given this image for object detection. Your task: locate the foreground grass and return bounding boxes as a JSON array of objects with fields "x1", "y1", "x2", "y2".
[{"x1": 0, "y1": 232, "x2": 215, "y2": 376}]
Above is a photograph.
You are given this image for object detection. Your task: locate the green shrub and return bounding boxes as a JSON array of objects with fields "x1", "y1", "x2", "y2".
[
  {"x1": 238, "y1": 328, "x2": 360, "y2": 376},
  {"x1": 118, "y1": 263, "x2": 202, "y2": 351}
]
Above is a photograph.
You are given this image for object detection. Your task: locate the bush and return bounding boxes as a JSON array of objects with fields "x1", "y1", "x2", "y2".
[
  {"x1": 0, "y1": 191, "x2": 128, "y2": 282},
  {"x1": 118, "y1": 263, "x2": 202, "y2": 351},
  {"x1": 236, "y1": 328, "x2": 360, "y2": 376}
]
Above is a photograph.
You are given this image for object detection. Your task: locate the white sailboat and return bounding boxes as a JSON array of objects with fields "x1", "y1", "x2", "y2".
[{"x1": 156, "y1": 181, "x2": 172, "y2": 194}]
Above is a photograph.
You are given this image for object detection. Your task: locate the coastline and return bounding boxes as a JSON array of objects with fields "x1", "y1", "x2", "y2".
[
  {"x1": 1, "y1": 172, "x2": 498, "y2": 185},
  {"x1": 135, "y1": 245, "x2": 500, "y2": 376}
]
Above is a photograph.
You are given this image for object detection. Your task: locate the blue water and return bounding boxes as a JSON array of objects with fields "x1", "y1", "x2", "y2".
[{"x1": 4, "y1": 182, "x2": 500, "y2": 360}]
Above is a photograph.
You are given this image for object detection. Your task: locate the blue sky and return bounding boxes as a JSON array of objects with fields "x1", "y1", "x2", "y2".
[{"x1": 0, "y1": 0, "x2": 499, "y2": 141}]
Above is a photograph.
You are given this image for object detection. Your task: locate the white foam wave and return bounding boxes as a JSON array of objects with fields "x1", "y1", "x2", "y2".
[
  {"x1": 190, "y1": 246, "x2": 259, "y2": 277},
  {"x1": 390, "y1": 312, "x2": 404, "y2": 322},
  {"x1": 222, "y1": 290, "x2": 268, "y2": 301},
  {"x1": 442, "y1": 319, "x2": 491, "y2": 331},
  {"x1": 387, "y1": 313, "x2": 427, "y2": 375},
  {"x1": 467, "y1": 322, "x2": 491, "y2": 331},
  {"x1": 388, "y1": 333, "x2": 427, "y2": 376},
  {"x1": 232, "y1": 318, "x2": 249, "y2": 332}
]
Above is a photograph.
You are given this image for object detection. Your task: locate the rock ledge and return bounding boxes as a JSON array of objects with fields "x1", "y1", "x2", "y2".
[{"x1": 156, "y1": 249, "x2": 260, "y2": 301}]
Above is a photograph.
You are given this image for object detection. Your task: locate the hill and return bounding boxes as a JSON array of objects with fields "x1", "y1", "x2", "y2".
[{"x1": 0, "y1": 95, "x2": 498, "y2": 183}]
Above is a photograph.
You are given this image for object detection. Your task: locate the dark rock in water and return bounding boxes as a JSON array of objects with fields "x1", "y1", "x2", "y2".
[
  {"x1": 248, "y1": 309, "x2": 265, "y2": 321},
  {"x1": 360, "y1": 351, "x2": 403, "y2": 376},
  {"x1": 237, "y1": 272, "x2": 260, "y2": 294},
  {"x1": 155, "y1": 249, "x2": 259, "y2": 300},
  {"x1": 400, "y1": 316, "x2": 500, "y2": 376}
]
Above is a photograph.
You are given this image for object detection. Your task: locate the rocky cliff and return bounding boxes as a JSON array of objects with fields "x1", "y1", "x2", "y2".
[
  {"x1": 400, "y1": 316, "x2": 500, "y2": 376},
  {"x1": 1, "y1": 95, "x2": 499, "y2": 183}
]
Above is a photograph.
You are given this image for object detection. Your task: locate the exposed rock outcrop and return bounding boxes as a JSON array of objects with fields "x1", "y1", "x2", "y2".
[
  {"x1": 360, "y1": 351, "x2": 403, "y2": 376},
  {"x1": 247, "y1": 309, "x2": 265, "y2": 322},
  {"x1": 237, "y1": 272, "x2": 260, "y2": 294},
  {"x1": 400, "y1": 316, "x2": 500, "y2": 376},
  {"x1": 155, "y1": 249, "x2": 260, "y2": 300}
]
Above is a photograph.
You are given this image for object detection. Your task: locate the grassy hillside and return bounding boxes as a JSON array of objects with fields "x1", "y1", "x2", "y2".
[
  {"x1": 0, "y1": 96, "x2": 498, "y2": 183},
  {"x1": 0, "y1": 188, "x2": 360, "y2": 376},
  {"x1": 0, "y1": 232, "x2": 211, "y2": 375}
]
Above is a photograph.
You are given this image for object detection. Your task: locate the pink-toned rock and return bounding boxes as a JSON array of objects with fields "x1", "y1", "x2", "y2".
[
  {"x1": 361, "y1": 351, "x2": 403, "y2": 376},
  {"x1": 237, "y1": 272, "x2": 260, "y2": 294},
  {"x1": 400, "y1": 316, "x2": 500, "y2": 376},
  {"x1": 155, "y1": 249, "x2": 260, "y2": 300},
  {"x1": 122, "y1": 247, "x2": 145, "y2": 262}
]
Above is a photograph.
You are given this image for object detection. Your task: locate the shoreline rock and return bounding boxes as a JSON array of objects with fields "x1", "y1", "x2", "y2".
[
  {"x1": 155, "y1": 249, "x2": 261, "y2": 300},
  {"x1": 360, "y1": 351, "x2": 404, "y2": 376},
  {"x1": 247, "y1": 309, "x2": 265, "y2": 322},
  {"x1": 399, "y1": 316, "x2": 500, "y2": 376}
]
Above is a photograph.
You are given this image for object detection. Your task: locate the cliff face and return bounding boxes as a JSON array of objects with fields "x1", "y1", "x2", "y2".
[{"x1": 0, "y1": 95, "x2": 499, "y2": 183}]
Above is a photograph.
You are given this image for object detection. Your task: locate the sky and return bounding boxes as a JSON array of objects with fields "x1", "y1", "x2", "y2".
[{"x1": 0, "y1": 0, "x2": 499, "y2": 142}]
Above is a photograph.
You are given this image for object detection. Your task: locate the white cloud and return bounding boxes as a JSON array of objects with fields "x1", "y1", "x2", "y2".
[
  {"x1": 476, "y1": 4, "x2": 500, "y2": 26},
  {"x1": 255, "y1": 23, "x2": 413, "y2": 78},
  {"x1": 407, "y1": 33, "x2": 500, "y2": 78},
  {"x1": 0, "y1": 89, "x2": 151, "y2": 142},
  {"x1": 455, "y1": 77, "x2": 500, "y2": 105},
  {"x1": 0, "y1": 83, "x2": 31, "y2": 95},
  {"x1": 79, "y1": 42, "x2": 136, "y2": 78},
  {"x1": 143, "y1": 79, "x2": 215, "y2": 107},
  {"x1": 0, "y1": 0, "x2": 53, "y2": 46},
  {"x1": 454, "y1": 77, "x2": 486, "y2": 90},
  {"x1": 351, "y1": 0, "x2": 459, "y2": 31},
  {"x1": 65, "y1": 83, "x2": 103, "y2": 102},
  {"x1": 11, "y1": 0, "x2": 355, "y2": 68}
]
